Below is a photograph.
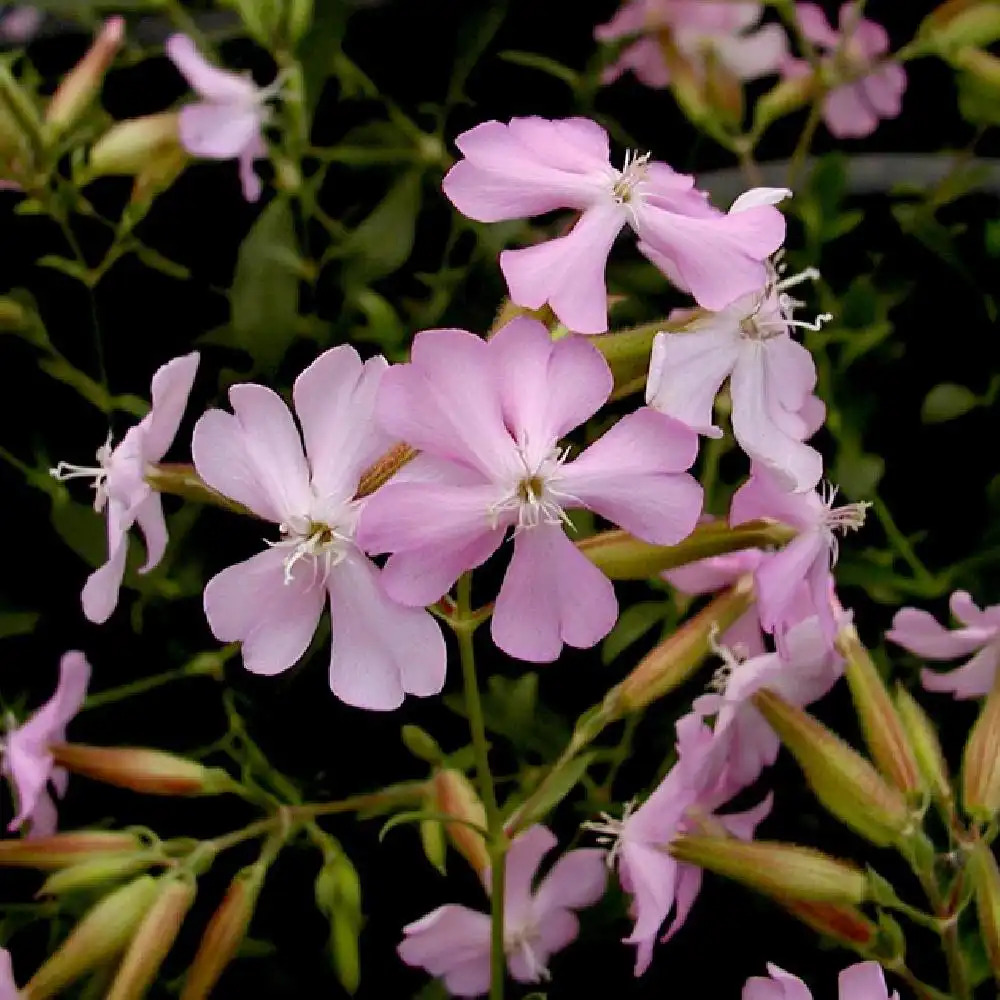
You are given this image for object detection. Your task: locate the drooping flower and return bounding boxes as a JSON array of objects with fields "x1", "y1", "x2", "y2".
[
  {"x1": 1, "y1": 651, "x2": 90, "y2": 837},
  {"x1": 597, "y1": 1, "x2": 788, "y2": 91},
  {"x1": 645, "y1": 261, "x2": 828, "y2": 493},
  {"x1": 729, "y1": 468, "x2": 867, "y2": 655},
  {"x1": 887, "y1": 592, "x2": 1000, "y2": 699},
  {"x1": 585, "y1": 715, "x2": 771, "y2": 974},
  {"x1": 192, "y1": 345, "x2": 446, "y2": 711},
  {"x1": 356, "y1": 318, "x2": 703, "y2": 662},
  {"x1": 441, "y1": 116, "x2": 788, "y2": 333},
  {"x1": 166, "y1": 34, "x2": 277, "y2": 202},
  {"x1": 50, "y1": 352, "x2": 200, "y2": 625},
  {"x1": 397, "y1": 825, "x2": 606, "y2": 996},
  {"x1": 782, "y1": 3, "x2": 906, "y2": 139},
  {"x1": 743, "y1": 960, "x2": 898, "y2": 1000}
]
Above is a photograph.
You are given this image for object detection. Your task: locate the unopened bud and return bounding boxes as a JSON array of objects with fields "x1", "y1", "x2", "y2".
[
  {"x1": 0, "y1": 830, "x2": 142, "y2": 869},
  {"x1": 781, "y1": 899, "x2": 879, "y2": 950},
  {"x1": 50, "y1": 744, "x2": 238, "y2": 797},
  {"x1": 401, "y1": 724, "x2": 444, "y2": 764},
  {"x1": 924, "y1": 1, "x2": 1000, "y2": 51},
  {"x1": 355, "y1": 443, "x2": 418, "y2": 498},
  {"x1": 616, "y1": 575, "x2": 755, "y2": 712},
  {"x1": 659, "y1": 33, "x2": 711, "y2": 127},
  {"x1": 952, "y1": 45, "x2": 1000, "y2": 88},
  {"x1": 25, "y1": 874, "x2": 161, "y2": 999},
  {"x1": 837, "y1": 625, "x2": 922, "y2": 797},
  {"x1": 90, "y1": 113, "x2": 183, "y2": 177},
  {"x1": 752, "y1": 74, "x2": 814, "y2": 137},
  {"x1": 753, "y1": 690, "x2": 911, "y2": 846},
  {"x1": 703, "y1": 49, "x2": 744, "y2": 128},
  {"x1": 0, "y1": 61, "x2": 43, "y2": 155},
  {"x1": 45, "y1": 18, "x2": 124, "y2": 137},
  {"x1": 431, "y1": 769, "x2": 489, "y2": 875},
  {"x1": 180, "y1": 864, "x2": 265, "y2": 1000},
  {"x1": 579, "y1": 520, "x2": 795, "y2": 580},
  {"x1": 0, "y1": 296, "x2": 26, "y2": 331},
  {"x1": 962, "y1": 670, "x2": 1000, "y2": 821},
  {"x1": 315, "y1": 849, "x2": 362, "y2": 995},
  {"x1": 895, "y1": 685, "x2": 954, "y2": 812},
  {"x1": 37, "y1": 851, "x2": 157, "y2": 897},
  {"x1": 970, "y1": 840, "x2": 1000, "y2": 982},
  {"x1": 670, "y1": 836, "x2": 868, "y2": 905},
  {"x1": 106, "y1": 875, "x2": 197, "y2": 1000}
]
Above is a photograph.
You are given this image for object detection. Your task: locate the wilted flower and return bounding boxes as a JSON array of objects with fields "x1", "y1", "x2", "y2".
[
  {"x1": 50, "y1": 352, "x2": 200, "y2": 624},
  {"x1": 357, "y1": 318, "x2": 703, "y2": 662},
  {"x1": 398, "y1": 825, "x2": 606, "y2": 996},
  {"x1": 192, "y1": 345, "x2": 446, "y2": 710},
  {"x1": 743, "y1": 960, "x2": 898, "y2": 1000},
  {"x1": 888, "y1": 591, "x2": 1000, "y2": 699},
  {"x1": 441, "y1": 115, "x2": 788, "y2": 332},
  {"x1": 1, "y1": 651, "x2": 90, "y2": 836}
]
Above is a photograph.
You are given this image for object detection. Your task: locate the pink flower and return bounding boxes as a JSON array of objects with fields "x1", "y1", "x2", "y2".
[
  {"x1": 166, "y1": 34, "x2": 275, "y2": 202},
  {"x1": 887, "y1": 592, "x2": 1000, "y2": 699},
  {"x1": 692, "y1": 614, "x2": 845, "y2": 789},
  {"x1": 782, "y1": 3, "x2": 906, "y2": 139},
  {"x1": 586, "y1": 715, "x2": 771, "y2": 974},
  {"x1": 598, "y1": 1, "x2": 788, "y2": 90},
  {"x1": 730, "y1": 469, "x2": 867, "y2": 655},
  {"x1": 0, "y1": 6, "x2": 42, "y2": 44},
  {"x1": 645, "y1": 264, "x2": 828, "y2": 493},
  {"x1": 192, "y1": 346, "x2": 446, "y2": 710},
  {"x1": 356, "y1": 318, "x2": 703, "y2": 662},
  {"x1": 743, "y1": 961, "x2": 898, "y2": 1000},
  {"x1": 398, "y1": 825, "x2": 606, "y2": 996},
  {"x1": 441, "y1": 116, "x2": 788, "y2": 333},
  {"x1": 50, "y1": 352, "x2": 200, "y2": 625},
  {"x1": 0, "y1": 948, "x2": 18, "y2": 1000},
  {"x1": 1, "y1": 651, "x2": 90, "y2": 837}
]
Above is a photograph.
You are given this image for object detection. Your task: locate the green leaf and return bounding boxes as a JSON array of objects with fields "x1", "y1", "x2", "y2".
[
  {"x1": 602, "y1": 601, "x2": 664, "y2": 665},
  {"x1": 419, "y1": 820, "x2": 447, "y2": 876},
  {"x1": 446, "y1": 3, "x2": 507, "y2": 109},
  {"x1": 922, "y1": 383, "x2": 979, "y2": 423},
  {"x1": 36, "y1": 255, "x2": 91, "y2": 284},
  {"x1": 498, "y1": 50, "x2": 580, "y2": 89},
  {"x1": 985, "y1": 218, "x2": 1000, "y2": 257},
  {"x1": 514, "y1": 752, "x2": 597, "y2": 828},
  {"x1": 0, "y1": 611, "x2": 39, "y2": 639},
  {"x1": 228, "y1": 198, "x2": 302, "y2": 370}
]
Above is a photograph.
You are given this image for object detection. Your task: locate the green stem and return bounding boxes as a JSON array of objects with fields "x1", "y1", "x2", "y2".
[
  {"x1": 453, "y1": 573, "x2": 505, "y2": 1000},
  {"x1": 914, "y1": 862, "x2": 971, "y2": 1000},
  {"x1": 82, "y1": 650, "x2": 230, "y2": 711}
]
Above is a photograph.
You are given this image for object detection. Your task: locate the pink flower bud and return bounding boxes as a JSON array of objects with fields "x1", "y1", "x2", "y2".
[
  {"x1": 894, "y1": 685, "x2": 954, "y2": 813},
  {"x1": 971, "y1": 839, "x2": 1000, "y2": 983},
  {"x1": 781, "y1": 899, "x2": 880, "y2": 950},
  {"x1": 355, "y1": 443, "x2": 418, "y2": 499},
  {"x1": 962, "y1": 672, "x2": 1000, "y2": 821},
  {"x1": 431, "y1": 769, "x2": 490, "y2": 876},
  {"x1": 37, "y1": 852, "x2": 158, "y2": 897},
  {"x1": 0, "y1": 830, "x2": 142, "y2": 870}
]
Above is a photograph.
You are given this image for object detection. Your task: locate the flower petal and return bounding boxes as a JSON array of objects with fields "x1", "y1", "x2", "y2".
[
  {"x1": 398, "y1": 904, "x2": 491, "y2": 983},
  {"x1": 166, "y1": 34, "x2": 259, "y2": 103},
  {"x1": 921, "y1": 644, "x2": 1000, "y2": 700},
  {"x1": 178, "y1": 103, "x2": 262, "y2": 160},
  {"x1": 488, "y1": 825, "x2": 556, "y2": 929},
  {"x1": 886, "y1": 606, "x2": 992, "y2": 660},
  {"x1": 754, "y1": 531, "x2": 827, "y2": 635},
  {"x1": 533, "y1": 847, "x2": 607, "y2": 915},
  {"x1": 823, "y1": 83, "x2": 879, "y2": 139},
  {"x1": 795, "y1": 3, "x2": 839, "y2": 48},
  {"x1": 140, "y1": 351, "x2": 200, "y2": 461},
  {"x1": 81, "y1": 499, "x2": 132, "y2": 624},
  {"x1": 134, "y1": 495, "x2": 167, "y2": 574},
  {"x1": 838, "y1": 960, "x2": 896, "y2": 1000},
  {"x1": 715, "y1": 24, "x2": 789, "y2": 80}
]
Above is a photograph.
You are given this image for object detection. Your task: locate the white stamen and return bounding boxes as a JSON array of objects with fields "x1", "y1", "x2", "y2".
[
  {"x1": 489, "y1": 438, "x2": 581, "y2": 534},
  {"x1": 612, "y1": 149, "x2": 651, "y2": 206},
  {"x1": 266, "y1": 514, "x2": 353, "y2": 586},
  {"x1": 707, "y1": 623, "x2": 748, "y2": 693},
  {"x1": 505, "y1": 928, "x2": 551, "y2": 983},
  {"x1": 740, "y1": 261, "x2": 832, "y2": 341},
  {"x1": 818, "y1": 480, "x2": 870, "y2": 566},
  {"x1": 49, "y1": 433, "x2": 114, "y2": 512},
  {"x1": 582, "y1": 799, "x2": 637, "y2": 869}
]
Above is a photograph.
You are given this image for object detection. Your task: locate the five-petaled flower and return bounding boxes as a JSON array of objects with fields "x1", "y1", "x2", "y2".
[
  {"x1": 441, "y1": 115, "x2": 788, "y2": 333},
  {"x1": 192, "y1": 345, "x2": 446, "y2": 711},
  {"x1": 1, "y1": 651, "x2": 90, "y2": 837},
  {"x1": 50, "y1": 352, "x2": 200, "y2": 625},
  {"x1": 743, "y1": 960, "x2": 898, "y2": 1000},
  {"x1": 356, "y1": 317, "x2": 704, "y2": 663},
  {"x1": 398, "y1": 825, "x2": 606, "y2": 996}
]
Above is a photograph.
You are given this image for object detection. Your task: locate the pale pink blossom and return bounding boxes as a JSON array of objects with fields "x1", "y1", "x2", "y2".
[
  {"x1": 0, "y1": 948, "x2": 17, "y2": 1000},
  {"x1": 887, "y1": 592, "x2": 1000, "y2": 699},
  {"x1": 192, "y1": 345, "x2": 446, "y2": 710},
  {"x1": 744, "y1": 960, "x2": 898, "y2": 1000},
  {"x1": 1, "y1": 651, "x2": 90, "y2": 837},
  {"x1": 645, "y1": 263, "x2": 828, "y2": 493},
  {"x1": 398, "y1": 825, "x2": 606, "y2": 996},
  {"x1": 50, "y1": 352, "x2": 200, "y2": 625},
  {"x1": 166, "y1": 34, "x2": 275, "y2": 202},
  {"x1": 586, "y1": 715, "x2": 770, "y2": 974},
  {"x1": 597, "y1": 1, "x2": 788, "y2": 90},
  {"x1": 356, "y1": 318, "x2": 703, "y2": 662},
  {"x1": 782, "y1": 3, "x2": 906, "y2": 139},
  {"x1": 729, "y1": 468, "x2": 867, "y2": 655},
  {"x1": 441, "y1": 116, "x2": 788, "y2": 333}
]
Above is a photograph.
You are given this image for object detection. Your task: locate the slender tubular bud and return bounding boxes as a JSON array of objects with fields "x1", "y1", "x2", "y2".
[
  {"x1": 962, "y1": 669, "x2": 1000, "y2": 821},
  {"x1": 45, "y1": 18, "x2": 124, "y2": 137},
  {"x1": 180, "y1": 863, "x2": 267, "y2": 1000},
  {"x1": 894, "y1": 684, "x2": 954, "y2": 813},
  {"x1": 837, "y1": 625, "x2": 922, "y2": 796},
  {"x1": 37, "y1": 852, "x2": 158, "y2": 896},
  {"x1": 50, "y1": 744, "x2": 238, "y2": 797},
  {"x1": 924, "y1": 1, "x2": 1000, "y2": 51},
  {"x1": 0, "y1": 830, "x2": 142, "y2": 869},
  {"x1": 89, "y1": 113, "x2": 183, "y2": 176},
  {"x1": 0, "y1": 61, "x2": 44, "y2": 157},
  {"x1": 431, "y1": 769, "x2": 490, "y2": 875},
  {"x1": 670, "y1": 836, "x2": 869, "y2": 905},
  {"x1": 781, "y1": 899, "x2": 879, "y2": 950},
  {"x1": 355, "y1": 443, "x2": 418, "y2": 498},
  {"x1": 105, "y1": 875, "x2": 197, "y2": 1000},
  {"x1": 753, "y1": 690, "x2": 911, "y2": 846},
  {"x1": 578, "y1": 520, "x2": 796, "y2": 580},
  {"x1": 952, "y1": 45, "x2": 1000, "y2": 87},
  {"x1": 970, "y1": 840, "x2": 1000, "y2": 983},
  {"x1": 24, "y1": 874, "x2": 161, "y2": 999},
  {"x1": 590, "y1": 315, "x2": 691, "y2": 394},
  {"x1": 617, "y1": 576, "x2": 755, "y2": 712}
]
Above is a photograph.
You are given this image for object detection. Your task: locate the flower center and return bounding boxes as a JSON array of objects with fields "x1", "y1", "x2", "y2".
[
  {"x1": 505, "y1": 925, "x2": 550, "y2": 983},
  {"x1": 611, "y1": 149, "x2": 651, "y2": 205},
  {"x1": 49, "y1": 434, "x2": 114, "y2": 512},
  {"x1": 707, "y1": 623, "x2": 749, "y2": 693},
  {"x1": 739, "y1": 262, "x2": 832, "y2": 341},
  {"x1": 269, "y1": 514, "x2": 353, "y2": 586},
  {"x1": 582, "y1": 800, "x2": 637, "y2": 870},
  {"x1": 819, "y1": 481, "x2": 870, "y2": 566},
  {"x1": 489, "y1": 441, "x2": 580, "y2": 533}
]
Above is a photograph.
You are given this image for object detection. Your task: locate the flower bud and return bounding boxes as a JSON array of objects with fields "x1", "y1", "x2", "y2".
[
  {"x1": 970, "y1": 840, "x2": 1000, "y2": 982},
  {"x1": 45, "y1": 18, "x2": 124, "y2": 137},
  {"x1": 145, "y1": 462, "x2": 256, "y2": 517},
  {"x1": 753, "y1": 690, "x2": 911, "y2": 846},
  {"x1": 894, "y1": 684, "x2": 954, "y2": 812},
  {"x1": 670, "y1": 836, "x2": 869, "y2": 905},
  {"x1": 837, "y1": 625, "x2": 922, "y2": 797},
  {"x1": 0, "y1": 296, "x2": 26, "y2": 331},
  {"x1": 355, "y1": 443, "x2": 418, "y2": 498},
  {"x1": 924, "y1": 0, "x2": 1000, "y2": 52},
  {"x1": 105, "y1": 875, "x2": 196, "y2": 1000},
  {"x1": 89, "y1": 113, "x2": 183, "y2": 177},
  {"x1": 180, "y1": 864, "x2": 265, "y2": 1000},
  {"x1": 616, "y1": 576, "x2": 755, "y2": 712},
  {"x1": 752, "y1": 74, "x2": 814, "y2": 137},
  {"x1": 50, "y1": 744, "x2": 238, "y2": 797},
  {"x1": 952, "y1": 45, "x2": 1000, "y2": 88},
  {"x1": 37, "y1": 851, "x2": 157, "y2": 897},
  {"x1": 0, "y1": 830, "x2": 142, "y2": 870},
  {"x1": 400, "y1": 724, "x2": 444, "y2": 764},
  {"x1": 962, "y1": 670, "x2": 1000, "y2": 821},
  {"x1": 431, "y1": 768, "x2": 490, "y2": 875},
  {"x1": 24, "y1": 874, "x2": 161, "y2": 999},
  {"x1": 781, "y1": 899, "x2": 879, "y2": 950},
  {"x1": 702, "y1": 50, "x2": 744, "y2": 129},
  {"x1": 315, "y1": 850, "x2": 363, "y2": 995}
]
